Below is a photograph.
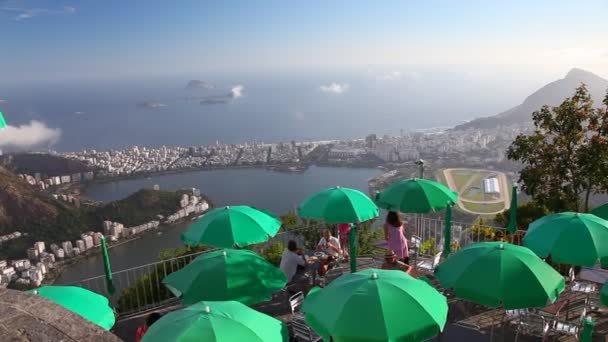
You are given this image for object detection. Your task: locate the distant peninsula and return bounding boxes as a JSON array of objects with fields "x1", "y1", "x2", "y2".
[
  {"x1": 137, "y1": 101, "x2": 166, "y2": 109},
  {"x1": 186, "y1": 80, "x2": 213, "y2": 90}
]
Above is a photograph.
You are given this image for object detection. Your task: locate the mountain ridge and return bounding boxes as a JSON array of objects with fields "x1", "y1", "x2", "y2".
[{"x1": 454, "y1": 68, "x2": 608, "y2": 130}]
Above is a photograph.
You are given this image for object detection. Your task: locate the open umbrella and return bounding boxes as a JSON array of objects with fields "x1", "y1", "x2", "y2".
[
  {"x1": 591, "y1": 203, "x2": 608, "y2": 220},
  {"x1": 182, "y1": 205, "x2": 281, "y2": 248},
  {"x1": 28, "y1": 286, "x2": 115, "y2": 330},
  {"x1": 0, "y1": 111, "x2": 6, "y2": 129},
  {"x1": 142, "y1": 300, "x2": 288, "y2": 342},
  {"x1": 303, "y1": 269, "x2": 447, "y2": 342},
  {"x1": 523, "y1": 212, "x2": 608, "y2": 267},
  {"x1": 298, "y1": 186, "x2": 379, "y2": 273},
  {"x1": 298, "y1": 186, "x2": 379, "y2": 223},
  {"x1": 162, "y1": 249, "x2": 287, "y2": 305},
  {"x1": 435, "y1": 242, "x2": 565, "y2": 309},
  {"x1": 375, "y1": 178, "x2": 458, "y2": 213}
]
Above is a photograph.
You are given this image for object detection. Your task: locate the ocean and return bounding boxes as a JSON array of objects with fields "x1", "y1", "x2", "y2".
[{"x1": 0, "y1": 69, "x2": 522, "y2": 152}]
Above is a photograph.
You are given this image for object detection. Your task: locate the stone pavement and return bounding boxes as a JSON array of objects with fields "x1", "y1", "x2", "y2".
[{"x1": 0, "y1": 288, "x2": 122, "y2": 341}]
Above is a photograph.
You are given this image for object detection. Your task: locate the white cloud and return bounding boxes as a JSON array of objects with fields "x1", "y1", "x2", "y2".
[
  {"x1": 377, "y1": 71, "x2": 403, "y2": 81},
  {"x1": 1, "y1": 5, "x2": 75, "y2": 21},
  {"x1": 229, "y1": 85, "x2": 244, "y2": 98},
  {"x1": 0, "y1": 121, "x2": 61, "y2": 150},
  {"x1": 377, "y1": 71, "x2": 422, "y2": 81},
  {"x1": 292, "y1": 111, "x2": 305, "y2": 121},
  {"x1": 319, "y1": 82, "x2": 350, "y2": 94}
]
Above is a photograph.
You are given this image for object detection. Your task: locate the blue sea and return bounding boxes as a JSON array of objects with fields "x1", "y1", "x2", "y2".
[{"x1": 0, "y1": 69, "x2": 525, "y2": 152}]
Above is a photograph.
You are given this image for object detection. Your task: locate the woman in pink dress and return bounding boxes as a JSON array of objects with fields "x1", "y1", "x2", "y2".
[
  {"x1": 337, "y1": 223, "x2": 351, "y2": 262},
  {"x1": 384, "y1": 211, "x2": 409, "y2": 264}
]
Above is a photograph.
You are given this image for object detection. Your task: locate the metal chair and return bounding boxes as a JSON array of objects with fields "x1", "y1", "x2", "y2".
[
  {"x1": 416, "y1": 251, "x2": 442, "y2": 273},
  {"x1": 515, "y1": 312, "x2": 550, "y2": 341},
  {"x1": 290, "y1": 318, "x2": 322, "y2": 342},
  {"x1": 319, "y1": 267, "x2": 344, "y2": 287},
  {"x1": 551, "y1": 320, "x2": 581, "y2": 341},
  {"x1": 289, "y1": 291, "x2": 305, "y2": 319}
]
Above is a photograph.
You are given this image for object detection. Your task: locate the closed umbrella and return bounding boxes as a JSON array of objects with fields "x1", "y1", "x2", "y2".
[
  {"x1": 506, "y1": 183, "x2": 518, "y2": 234},
  {"x1": 162, "y1": 249, "x2": 286, "y2": 305},
  {"x1": 29, "y1": 286, "x2": 115, "y2": 330},
  {"x1": 601, "y1": 282, "x2": 608, "y2": 306},
  {"x1": 0, "y1": 111, "x2": 6, "y2": 129},
  {"x1": 101, "y1": 236, "x2": 115, "y2": 295},
  {"x1": 442, "y1": 202, "x2": 453, "y2": 257},
  {"x1": 182, "y1": 205, "x2": 281, "y2": 248},
  {"x1": 142, "y1": 300, "x2": 288, "y2": 342},
  {"x1": 435, "y1": 242, "x2": 565, "y2": 309},
  {"x1": 375, "y1": 178, "x2": 458, "y2": 213},
  {"x1": 298, "y1": 186, "x2": 379, "y2": 273},
  {"x1": 303, "y1": 269, "x2": 447, "y2": 342},
  {"x1": 524, "y1": 212, "x2": 608, "y2": 267}
]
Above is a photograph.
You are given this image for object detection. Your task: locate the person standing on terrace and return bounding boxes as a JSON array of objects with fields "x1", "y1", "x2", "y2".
[
  {"x1": 337, "y1": 223, "x2": 352, "y2": 262},
  {"x1": 384, "y1": 211, "x2": 409, "y2": 264}
]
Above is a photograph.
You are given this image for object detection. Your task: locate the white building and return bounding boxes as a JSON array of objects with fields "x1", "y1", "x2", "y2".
[
  {"x1": 34, "y1": 241, "x2": 46, "y2": 254},
  {"x1": 483, "y1": 177, "x2": 500, "y2": 194}
]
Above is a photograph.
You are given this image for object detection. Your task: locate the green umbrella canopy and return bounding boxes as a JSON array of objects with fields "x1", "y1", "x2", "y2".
[
  {"x1": 142, "y1": 300, "x2": 288, "y2": 342},
  {"x1": 0, "y1": 111, "x2": 6, "y2": 129},
  {"x1": 162, "y1": 249, "x2": 287, "y2": 305},
  {"x1": 524, "y1": 212, "x2": 608, "y2": 267},
  {"x1": 435, "y1": 242, "x2": 565, "y2": 310},
  {"x1": 303, "y1": 269, "x2": 448, "y2": 342},
  {"x1": 182, "y1": 205, "x2": 281, "y2": 248},
  {"x1": 375, "y1": 178, "x2": 459, "y2": 214},
  {"x1": 28, "y1": 286, "x2": 115, "y2": 330},
  {"x1": 591, "y1": 203, "x2": 608, "y2": 220},
  {"x1": 297, "y1": 186, "x2": 379, "y2": 223},
  {"x1": 601, "y1": 282, "x2": 608, "y2": 306}
]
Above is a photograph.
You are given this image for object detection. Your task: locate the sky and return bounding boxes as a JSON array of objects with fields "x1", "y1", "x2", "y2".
[{"x1": 0, "y1": 0, "x2": 607, "y2": 82}]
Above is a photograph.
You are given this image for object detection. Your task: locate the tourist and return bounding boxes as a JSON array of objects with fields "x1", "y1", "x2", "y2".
[
  {"x1": 384, "y1": 211, "x2": 409, "y2": 264},
  {"x1": 317, "y1": 229, "x2": 341, "y2": 258},
  {"x1": 337, "y1": 223, "x2": 352, "y2": 262},
  {"x1": 279, "y1": 240, "x2": 311, "y2": 294},
  {"x1": 135, "y1": 312, "x2": 162, "y2": 341},
  {"x1": 317, "y1": 229, "x2": 341, "y2": 276},
  {"x1": 279, "y1": 240, "x2": 306, "y2": 283},
  {"x1": 381, "y1": 250, "x2": 412, "y2": 273}
]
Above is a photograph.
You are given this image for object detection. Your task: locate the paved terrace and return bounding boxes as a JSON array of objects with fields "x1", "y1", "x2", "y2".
[{"x1": 111, "y1": 256, "x2": 608, "y2": 342}]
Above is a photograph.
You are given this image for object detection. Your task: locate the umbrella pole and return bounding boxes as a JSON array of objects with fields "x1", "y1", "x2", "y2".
[{"x1": 349, "y1": 224, "x2": 357, "y2": 273}]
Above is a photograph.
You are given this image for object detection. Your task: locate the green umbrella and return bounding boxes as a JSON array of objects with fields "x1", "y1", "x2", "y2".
[
  {"x1": 302, "y1": 268, "x2": 448, "y2": 342},
  {"x1": 28, "y1": 286, "x2": 115, "y2": 330},
  {"x1": 524, "y1": 212, "x2": 608, "y2": 267},
  {"x1": 507, "y1": 183, "x2": 518, "y2": 234},
  {"x1": 0, "y1": 111, "x2": 6, "y2": 129},
  {"x1": 591, "y1": 203, "x2": 608, "y2": 220},
  {"x1": 182, "y1": 205, "x2": 281, "y2": 248},
  {"x1": 375, "y1": 178, "x2": 458, "y2": 213},
  {"x1": 100, "y1": 236, "x2": 115, "y2": 295},
  {"x1": 442, "y1": 202, "x2": 453, "y2": 257},
  {"x1": 299, "y1": 187, "x2": 379, "y2": 274},
  {"x1": 142, "y1": 300, "x2": 288, "y2": 342},
  {"x1": 435, "y1": 242, "x2": 565, "y2": 309},
  {"x1": 297, "y1": 186, "x2": 379, "y2": 224},
  {"x1": 162, "y1": 249, "x2": 287, "y2": 305},
  {"x1": 601, "y1": 282, "x2": 608, "y2": 306}
]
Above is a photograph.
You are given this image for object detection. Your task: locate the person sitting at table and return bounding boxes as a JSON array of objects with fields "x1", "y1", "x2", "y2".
[
  {"x1": 317, "y1": 229, "x2": 341, "y2": 258},
  {"x1": 316, "y1": 229, "x2": 341, "y2": 275},
  {"x1": 381, "y1": 250, "x2": 412, "y2": 274},
  {"x1": 279, "y1": 240, "x2": 310, "y2": 294}
]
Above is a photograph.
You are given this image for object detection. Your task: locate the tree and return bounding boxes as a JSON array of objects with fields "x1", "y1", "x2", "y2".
[
  {"x1": 507, "y1": 85, "x2": 608, "y2": 212},
  {"x1": 494, "y1": 200, "x2": 548, "y2": 230}
]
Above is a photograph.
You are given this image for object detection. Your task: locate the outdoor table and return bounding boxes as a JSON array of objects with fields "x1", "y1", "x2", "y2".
[{"x1": 305, "y1": 251, "x2": 329, "y2": 285}]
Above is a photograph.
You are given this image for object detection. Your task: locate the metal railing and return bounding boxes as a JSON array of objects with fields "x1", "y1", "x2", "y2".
[{"x1": 68, "y1": 217, "x2": 520, "y2": 318}]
